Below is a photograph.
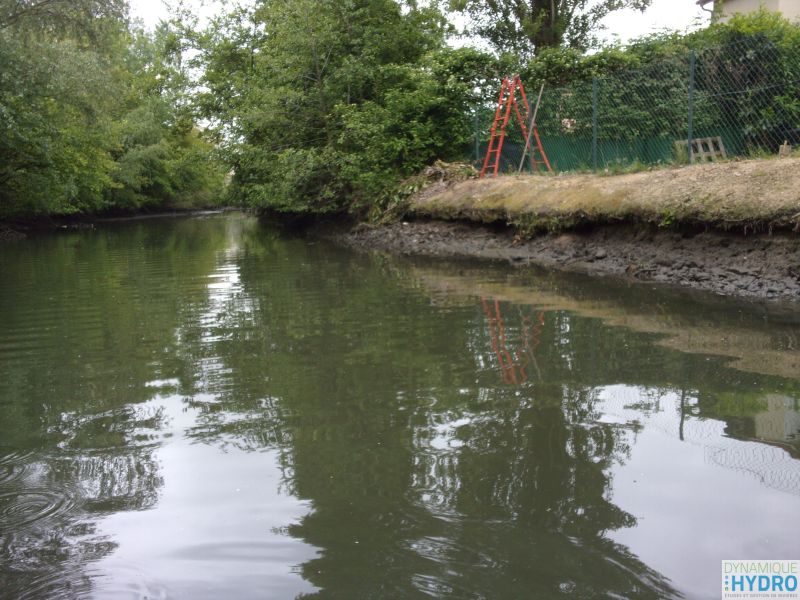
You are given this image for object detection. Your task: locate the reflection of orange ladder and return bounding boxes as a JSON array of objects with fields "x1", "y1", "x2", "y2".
[
  {"x1": 480, "y1": 75, "x2": 552, "y2": 178},
  {"x1": 481, "y1": 299, "x2": 546, "y2": 385},
  {"x1": 482, "y1": 298, "x2": 521, "y2": 384},
  {"x1": 519, "y1": 308, "x2": 545, "y2": 381}
]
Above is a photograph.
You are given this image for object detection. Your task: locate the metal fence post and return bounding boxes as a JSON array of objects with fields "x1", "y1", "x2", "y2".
[
  {"x1": 688, "y1": 50, "x2": 696, "y2": 164},
  {"x1": 592, "y1": 77, "x2": 599, "y2": 171},
  {"x1": 474, "y1": 110, "x2": 480, "y2": 164}
]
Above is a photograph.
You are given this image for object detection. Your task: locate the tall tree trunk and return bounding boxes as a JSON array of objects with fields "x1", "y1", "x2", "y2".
[{"x1": 530, "y1": 0, "x2": 563, "y2": 53}]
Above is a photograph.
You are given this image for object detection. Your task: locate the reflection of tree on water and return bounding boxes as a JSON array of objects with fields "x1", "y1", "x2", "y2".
[
  {"x1": 0, "y1": 402, "x2": 165, "y2": 599},
  {"x1": 31, "y1": 220, "x2": 788, "y2": 598},
  {"x1": 281, "y1": 387, "x2": 676, "y2": 599},
  {"x1": 180, "y1": 237, "x2": 680, "y2": 599},
  {"x1": 0, "y1": 217, "x2": 237, "y2": 598},
  {"x1": 107, "y1": 228, "x2": 799, "y2": 599},
  {"x1": 49, "y1": 403, "x2": 166, "y2": 512},
  {"x1": 407, "y1": 385, "x2": 671, "y2": 599}
]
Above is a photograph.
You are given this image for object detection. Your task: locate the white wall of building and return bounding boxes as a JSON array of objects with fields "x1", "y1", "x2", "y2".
[
  {"x1": 778, "y1": 0, "x2": 800, "y2": 20},
  {"x1": 713, "y1": 0, "x2": 800, "y2": 21}
]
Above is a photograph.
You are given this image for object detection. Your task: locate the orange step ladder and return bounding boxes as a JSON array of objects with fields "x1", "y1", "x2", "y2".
[{"x1": 479, "y1": 75, "x2": 552, "y2": 178}]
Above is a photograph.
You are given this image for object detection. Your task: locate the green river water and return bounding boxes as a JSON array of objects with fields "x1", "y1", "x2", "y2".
[{"x1": 0, "y1": 213, "x2": 799, "y2": 599}]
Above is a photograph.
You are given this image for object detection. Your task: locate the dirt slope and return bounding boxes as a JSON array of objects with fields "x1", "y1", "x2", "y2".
[{"x1": 411, "y1": 157, "x2": 800, "y2": 233}]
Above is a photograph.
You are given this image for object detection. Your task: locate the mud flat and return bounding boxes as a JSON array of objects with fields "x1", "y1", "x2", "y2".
[
  {"x1": 335, "y1": 158, "x2": 800, "y2": 302},
  {"x1": 336, "y1": 219, "x2": 800, "y2": 303}
]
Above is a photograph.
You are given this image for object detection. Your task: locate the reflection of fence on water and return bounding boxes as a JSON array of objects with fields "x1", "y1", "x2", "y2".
[
  {"x1": 704, "y1": 444, "x2": 800, "y2": 497},
  {"x1": 480, "y1": 298, "x2": 545, "y2": 385},
  {"x1": 598, "y1": 388, "x2": 800, "y2": 497}
]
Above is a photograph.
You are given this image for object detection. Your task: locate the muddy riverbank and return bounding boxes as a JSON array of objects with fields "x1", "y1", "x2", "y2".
[
  {"x1": 332, "y1": 157, "x2": 800, "y2": 302},
  {"x1": 334, "y1": 219, "x2": 800, "y2": 302}
]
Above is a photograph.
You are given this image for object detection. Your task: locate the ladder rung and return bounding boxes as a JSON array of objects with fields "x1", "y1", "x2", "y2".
[{"x1": 480, "y1": 76, "x2": 552, "y2": 178}]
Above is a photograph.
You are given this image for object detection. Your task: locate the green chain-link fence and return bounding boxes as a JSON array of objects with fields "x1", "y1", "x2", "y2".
[{"x1": 471, "y1": 36, "x2": 800, "y2": 174}]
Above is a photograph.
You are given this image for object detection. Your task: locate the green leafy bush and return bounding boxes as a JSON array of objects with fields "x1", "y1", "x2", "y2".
[{"x1": 0, "y1": 9, "x2": 226, "y2": 219}]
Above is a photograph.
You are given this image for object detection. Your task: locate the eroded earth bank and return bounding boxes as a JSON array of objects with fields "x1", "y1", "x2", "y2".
[{"x1": 334, "y1": 158, "x2": 800, "y2": 303}]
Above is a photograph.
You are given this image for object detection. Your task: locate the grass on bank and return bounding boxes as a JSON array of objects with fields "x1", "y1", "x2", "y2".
[{"x1": 407, "y1": 156, "x2": 800, "y2": 235}]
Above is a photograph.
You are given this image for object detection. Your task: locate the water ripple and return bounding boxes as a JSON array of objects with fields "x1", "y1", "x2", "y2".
[
  {"x1": 0, "y1": 450, "x2": 34, "y2": 484},
  {"x1": 0, "y1": 489, "x2": 75, "y2": 531},
  {"x1": 4, "y1": 571, "x2": 91, "y2": 600},
  {"x1": 87, "y1": 563, "x2": 172, "y2": 600}
]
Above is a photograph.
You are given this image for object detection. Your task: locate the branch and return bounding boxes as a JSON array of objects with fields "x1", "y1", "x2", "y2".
[{"x1": 0, "y1": 0, "x2": 63, "y2": 29}]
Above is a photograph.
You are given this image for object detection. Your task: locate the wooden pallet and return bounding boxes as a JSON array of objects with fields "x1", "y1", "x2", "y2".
[{"x1": 675, "y1": 136, "x2": 727, "y2": 162}]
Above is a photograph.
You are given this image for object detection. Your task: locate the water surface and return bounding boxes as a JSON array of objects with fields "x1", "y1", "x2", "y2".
[{"x1": 1, "y1": 213, "x2": 799, "y2": 599}]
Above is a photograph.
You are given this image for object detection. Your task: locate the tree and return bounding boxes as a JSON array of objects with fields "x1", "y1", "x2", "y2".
[
  {"x1": 195, "y1": 0, "x2": 479, "y2": 216},
  {"x1": 448, "y1": 0, "x2": 654, "y2": 56},
  {"x1": 0, "y1": 28, "x2": 120, "y2": 215},
  {"x1": 105, "y1": 23, "x2": 226, "y2": 211},
  {"x1": 0, "y1": 0, "x2": 226, "y2": 218},
  {"x1": 0, "y1": 0, "x2": 126, "y2": 36}
]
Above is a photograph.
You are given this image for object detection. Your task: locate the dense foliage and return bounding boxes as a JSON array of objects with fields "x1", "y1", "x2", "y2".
[
  {"x1": 3, "y1": 0, "x2": 797, "y2": 220},
  {"x1": 0, "y1": 0, "x2": 225, "y2": 218},
  {"x1": 193, "y1": 0, "x2": 496, "y2": 217},
  {"x1": 518, "y1": 10, "x2": 800, "y2": 156},
  {"x1": 447, "y1": 0, "x2": 654, "y2": 56}
]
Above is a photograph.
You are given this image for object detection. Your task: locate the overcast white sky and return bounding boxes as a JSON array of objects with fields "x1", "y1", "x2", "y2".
[{"x1": 129, "y1": 0, "x2": 711, "y2": 45}]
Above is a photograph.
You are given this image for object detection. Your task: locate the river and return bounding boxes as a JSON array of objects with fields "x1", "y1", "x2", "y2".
[{"x1": 1, "y1": 213, "x2": 798, "y2": 599}]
